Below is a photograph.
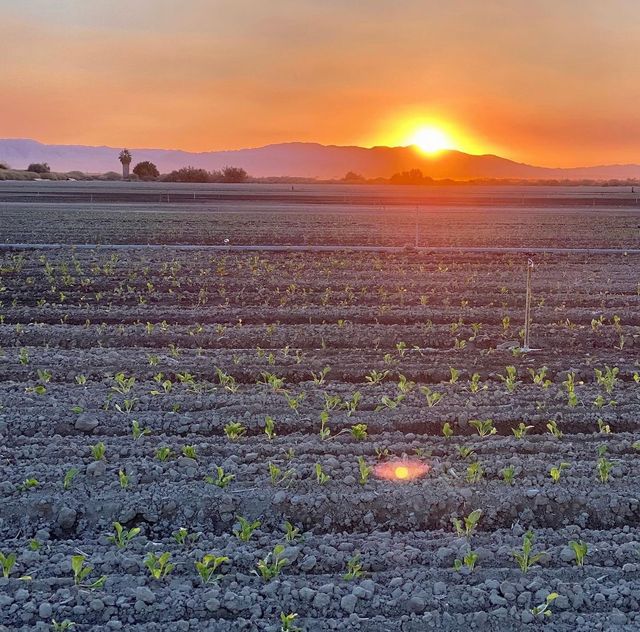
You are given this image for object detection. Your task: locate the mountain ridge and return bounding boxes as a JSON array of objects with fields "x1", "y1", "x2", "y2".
[{"x1": 1, "y1": 138, "x2": 639, "y2": 180}]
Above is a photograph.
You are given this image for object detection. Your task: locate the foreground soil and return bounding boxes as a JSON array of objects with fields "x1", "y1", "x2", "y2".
[{"x1": 1, "y1": 228, "x2": 639, "y2": 630}]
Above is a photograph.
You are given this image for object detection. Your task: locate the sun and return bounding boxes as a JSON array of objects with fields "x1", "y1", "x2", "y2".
[{"x1": 410, "y1": 126, "x2": 455, "y2": 154}]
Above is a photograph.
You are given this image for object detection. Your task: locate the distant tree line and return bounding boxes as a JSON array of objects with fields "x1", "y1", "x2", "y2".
[
  {"x1": 162, "y1": 165, "x2": 249, "y2": 183},
  {"x1": 340, "y1": 169, "x2": 640, "y2": 187}
]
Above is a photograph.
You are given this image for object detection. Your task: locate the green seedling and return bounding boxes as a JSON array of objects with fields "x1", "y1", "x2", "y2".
[
  {"x1": 343, "y1": 391, "x2": 361, "y2": 416},
  {"x1": 323, "y1": 393, "x2": 342, "y2": 412},
  {"x1": 256, "y1": 544, "x2": 289, "y2": 581},
  {"x1": 63, "y1": 468, "x2": 79, "y2": 490},
  {"x1": 343, "y1": 553, "x2": 364, "y2": 580},
  {"x1": 511, "y1": 423, "x2": 533, "y2": 439},
  {"x1": 466, "y1": 461, "x2": 484, "y2": 483},
  {"x1": 18, "y1": 348, "x2": 29, "y2": 365},
  {"x1": 0, "y1": 551, "x2": 17, "y2": 578},
  {"x1": 513, "y1": 530, "x2": 545, "y2": 573},
  {"x1": 568, "y1": 540, "x2": 588, "y2": 567},
  {"x1": 468, "y1": 373, "x2": 485, "y2": 393},
  {"x1": 311, "y1": 366, "x2": 331, "y2": 385},
  {"x1": 365, "y1": 369, "x2": 389, "y2": 385},
  {"x1": 528, "y1": 366, "x2": 551, "y2": 388},
  {"x1": 112, "y1": 372, "x2": 135, "y2": 394},
  {"x1": 315, "y1": 463, "x2": 330, "y2": 485},
  {"x1": 144, "y1": 552, "x2": 174, "y2": 580},
  {"x1": 268, "y1": 462, "x2": 295, "y2": 486},
  {"x1": 498, "y1": 366, "x2": 518, "y2": 392},
  {"x1": 118, "y1": 469, "x2": 129, "y2": 489},
  {"x1": 51, "y1": 619, "x2": 76, "y2": 631},
  {"x1": 594, "y1": 366, "x2": 618, "y2": 394},
  {"x1": 70, "y1": 555, "x2": 106, "y2": 589},
  {"x1": 280, "y1": 612, "x2": 302, "y2": 632},
  {"x1": 454, "y1": 548, "x2": 478, "y2": 572},
  {"x1": 283, "y1": 521, "x2": 302, "y2": 542},
  {"x1": 550, "y1": 462, "x2": 569, "y2": 483},
  {"x1": 375, "y1": 447, "x2": 390, "y2": 460},
  {"x1": 420, "y1": 386, "x2": 444, "y2": 407},
  {"x1": 530, "y1": 592, "x2": 558, "y2": 619},
  {"x1": 546, "y1": 419, "x2": 563, "y2": 439},
  {"x1": 469, "y1": 418, "x2": 496, "y2": 437},
  {"x1": 597, "y1": 418, "x2": 612, "y2": 433},
  {"x1": 501, "y1": 465, "x2": 516, "y2": 485},
  {"x1": 563, "y1": 372, "x2": 579, "y2": 407},
  {"x1": 357, "y1": 456, "x2": 372, "y2": 485},
  {"x1": 19, "y1": 478, "x2": 39, "y2": 492},
  {"x1": 181, "y1": 445, "x2": 197, "y2": 460},
  {"x1": 195, "y1": 554, "x2": 229, "y2": 584},
  {"x1": 449, "y1": 367, "x2": 460, "y2": 383},
  {"x1": 458, "y1": 445, "x2": 476, "y2": 459},
  {"x1": 90, "y1": 442, "x2": 106, "y2": 461},
  {"x1": 397, "y1": 373, "x2": 415, "y2": 394},
  {"x1": 452, "y1": 509, "x2": 482, "y2": 538},
  {"x1": 319, "y1": 411, "x2": 331, "y2": 440},
  {"x1": 284, "y1": 391, "x2": 305, "y2": 414},
  {"x1": 264, "y1": 416, "x2": 276, "y2": 440},
  {"x1": 107, "y1": 522, "x2": 140, "y2": 549},
  {"x1": 224, "y1": 422, "x2": 246, "y2": 440},
  {"x1": 442, "y1": 422, "x2": 454, "y2": 438},
  {"x1": 131, "y1": 420, "x2": 150, "y2": 440},
  {"x1": 375, "y1": 394, "x2": 405, "y2": 411},
  {"x1": 205, "y1": 466, "x2": 235, "y2": 488},
  {"x1": 172, "y1": 527, "x2": 201, "y2": 548},
  {"x1": 350, "y1": 423, "x2": 368, "y2": 440},
  {"x1": 597, "y1": 455, "x2": 614, "y2": 483},
  {"x1": 155, "y1": 446, "x2": 172, "y2": 461},
  {"x1": 114, "y1": 398, "x2": 138, "y2": 414},
  {"x1": 233, "y1": 516, "x2": 261, "y2": 542}
]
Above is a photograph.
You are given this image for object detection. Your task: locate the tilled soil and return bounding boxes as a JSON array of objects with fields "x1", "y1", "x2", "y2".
[{"x1": 1, "y1": 233, "x2": 639, "y2": 631}]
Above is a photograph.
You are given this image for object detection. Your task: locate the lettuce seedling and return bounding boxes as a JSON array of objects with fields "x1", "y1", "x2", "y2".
[
  {"x1": 343, "y1": 553, "x2": 365, "y2": 580},
  {"x1": 513, "y1": 530, "x2": 545, "y2": 573},
  {"x1": 205, "y1": 466, "x2": 235, "y2": 488},
  {"x1": 452, "y1": 509, "x2": 482, "y2": 538},
  {"x1": 315, "y1": 463, "x2": 330, "y2": 485},
  {"x1": 256, "y1": 544, "x2": 289, "y2": 581},
  {"x1": 194, "y1": 554, "x2": 229, "y2": 584},
  {"x1": 107, "y1": 522, "x2": 140, "y2": 549},
  {"x1": 144, "y1": 552, "x2": 174, "y2": 580},
  {"x1": 568, "y1": 540, "x2": 588, "y2": 567},
  {"x1": 530, "y1": 593, "x2": 558, "y2": 618},
  {"x1": 0, "y1": 551, "x2": 17, "y2": 578},
  {"x1": 71, "y1": 554, "x2": 106, "y2": 589},
  {"x1": 233, "y1": 516, "x2": 260, "y2": 542},
  {"x1": 279, "y1": 612, "x2": 302, "y2": 632},
  {"x1": 63, "y1": 468, "x2": 79, "y2": 490}
]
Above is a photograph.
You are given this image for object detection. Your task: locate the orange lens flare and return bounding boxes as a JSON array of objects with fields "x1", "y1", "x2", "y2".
[{"x1": 374, "y1": 460, "x2": 430, "y2": 481}]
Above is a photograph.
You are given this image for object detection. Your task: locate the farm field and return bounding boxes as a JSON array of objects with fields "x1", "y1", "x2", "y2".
[
  {"x1": 1, "y1": 184, "x2": 640, "y2": 631},
  {"x1": 1, "y1": 181, "x2": 640, "y2": 249}
]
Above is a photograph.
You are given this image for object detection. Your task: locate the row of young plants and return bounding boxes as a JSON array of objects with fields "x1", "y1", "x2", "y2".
[
  {"x1": 12, "y1": 425, "x2": 635, "y2": 496},
  {"x1": 0, "y1": 512, "x2": 619, "y2": 628}
]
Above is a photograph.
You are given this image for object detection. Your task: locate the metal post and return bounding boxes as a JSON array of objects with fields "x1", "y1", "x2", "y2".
[{"x1": 523, "y1": 258, "x2": 534, "y2": 351}]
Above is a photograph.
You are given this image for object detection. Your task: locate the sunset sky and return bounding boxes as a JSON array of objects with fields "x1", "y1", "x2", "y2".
[{"x1": 2, "y1": 1, "x2": 639, "y2": 167}]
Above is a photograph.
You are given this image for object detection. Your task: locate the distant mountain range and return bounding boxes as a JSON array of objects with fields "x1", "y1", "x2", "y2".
[{"x1": 1, "y1": 138, "x2": 639, "y2": 180}]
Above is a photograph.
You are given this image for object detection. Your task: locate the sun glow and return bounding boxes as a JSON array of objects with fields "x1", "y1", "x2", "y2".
[
  {"x1": 410, "y1": 126, "x2": 455, "y2": 154},
  {"x1": 370, "y1": 113, "x2": 489, "y2": 156},
  {"x1": 374, "y1": 460, "x2": 430, "y2": 482}
]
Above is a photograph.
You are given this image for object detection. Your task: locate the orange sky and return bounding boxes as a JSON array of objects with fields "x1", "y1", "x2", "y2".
[{"x1": 2, "y1": 1, "x2": 639, "y2": 167}]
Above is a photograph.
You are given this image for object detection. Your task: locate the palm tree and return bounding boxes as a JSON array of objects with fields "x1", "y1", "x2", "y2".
[{"x1": 119, "y1": 149, "x2": 132, "y2": 179}]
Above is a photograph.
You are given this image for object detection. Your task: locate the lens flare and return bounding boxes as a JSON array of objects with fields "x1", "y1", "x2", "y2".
[{"x1": 374, "y1": 459, "x2": 430, "y2": 481}]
